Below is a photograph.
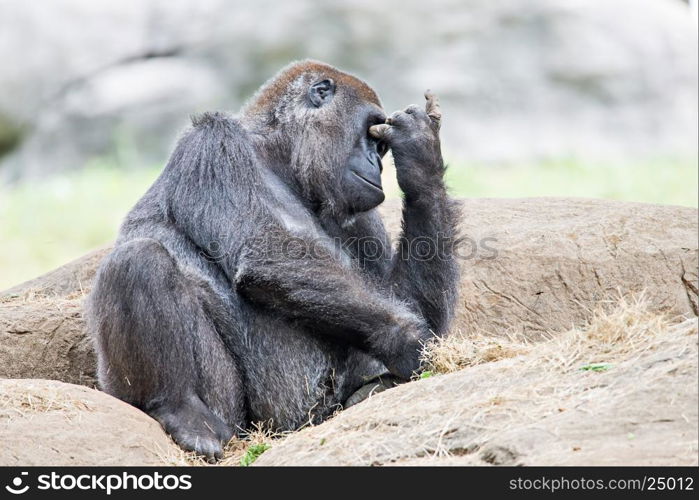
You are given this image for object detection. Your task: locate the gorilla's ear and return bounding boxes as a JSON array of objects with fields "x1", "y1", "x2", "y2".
[{"x1": 308, "y1": 79, "x2": 335, "y2": 107}]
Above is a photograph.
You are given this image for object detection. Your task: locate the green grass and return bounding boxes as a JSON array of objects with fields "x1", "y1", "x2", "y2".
[
  {"x1": 441, "y1": 156, "x2": 698, "y2": 206},
  {"x1": 0, "y1": 155, "x2": 696, "y2": 290},
  {"x1": 580, "y1": 362, "x2": 612, "y2": 372},
  {"x1": 239, "y1": 443, "x2": 271, "y2": 466},
  {"x1": 0, "y1": 166, "x2": 161, "y2": 290}
]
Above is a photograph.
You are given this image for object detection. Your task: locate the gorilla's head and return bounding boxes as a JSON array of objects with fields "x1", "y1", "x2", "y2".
[{"x1": 242, "y1": 61, "x2": 389, "y2": 216}]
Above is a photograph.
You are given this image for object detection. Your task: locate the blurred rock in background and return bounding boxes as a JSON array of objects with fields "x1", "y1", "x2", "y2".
[{"x1": 0, "y1": 0, "x2": 697, "y2": 180}]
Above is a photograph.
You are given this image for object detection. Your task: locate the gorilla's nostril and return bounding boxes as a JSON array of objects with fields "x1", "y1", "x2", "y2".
[{"x1": 373, "y1": 154, "x2": 384, "y2": 173}]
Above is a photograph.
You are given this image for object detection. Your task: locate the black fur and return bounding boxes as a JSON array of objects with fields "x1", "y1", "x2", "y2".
[{"x1": 86, "y1": 61, "x2": 460, "y2": 458}]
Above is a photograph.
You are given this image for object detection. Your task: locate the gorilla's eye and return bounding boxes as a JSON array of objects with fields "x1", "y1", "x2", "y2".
[{"x1": 308, "y1": 79, "x2": 335, "y2": 107}]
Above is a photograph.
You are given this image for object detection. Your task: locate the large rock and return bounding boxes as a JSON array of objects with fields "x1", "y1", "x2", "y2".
[
  {"x1": 442, "y1": 198, "x2": 697, "y2": 338},
  {"x1": 1, "y1": 0, "x2": 696, "y2": 177},
  {"x1": 0, "y1": 295, "x2": 96, "y2": 386},
  {"x1": 0, "y1": 379, "x2": 180, "y2": 465},
  {"x1": 1, "y1": 198, "x2": 696, "y2": 384},
  {"x1": 0, "y1": 248, "x2": 110, "y2": 386},
  {"x1": 8, "y1": 58, "x2": 224, "y2": 178}
]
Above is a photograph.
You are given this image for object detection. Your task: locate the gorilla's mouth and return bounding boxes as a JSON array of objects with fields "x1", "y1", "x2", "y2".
[{"x1": 351, "y1": 171, "x2": 383, "y2": 192}]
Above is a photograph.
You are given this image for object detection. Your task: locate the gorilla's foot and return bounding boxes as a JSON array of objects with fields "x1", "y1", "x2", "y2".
[
  {"x1": 344, "y1": 374, "x2": 402, "y2": 409},
  {"x1": 151, "y1": 394, "x2": 234, "y2": 460}
]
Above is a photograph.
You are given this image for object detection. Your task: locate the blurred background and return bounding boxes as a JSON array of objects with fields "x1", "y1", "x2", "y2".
[{"x1": 0, "y1": 0, "x2": 697, "y2": 289}]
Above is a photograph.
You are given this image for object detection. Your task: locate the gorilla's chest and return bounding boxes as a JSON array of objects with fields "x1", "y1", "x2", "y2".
[{"x1": 261, "y1": 167, "x2": 355, "y2": 267}]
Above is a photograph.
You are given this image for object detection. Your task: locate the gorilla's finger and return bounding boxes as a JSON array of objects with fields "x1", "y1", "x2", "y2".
[
  {"x1": 404, "y1": 104, "x2": 422, "y2": 115},
  {"x1": 424, "y1": 90, "x2": 442, "y2": 123},
  {"x1": 387, "y1": 110, "x2": 411, "y2": 127},
  {"x1": 369, "y1": 123, "x2": 392, "y2": 140}
]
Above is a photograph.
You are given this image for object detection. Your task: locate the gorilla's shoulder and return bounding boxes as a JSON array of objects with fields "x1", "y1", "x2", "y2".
[
  {"x1": 190, "y1": 111, "x2": 244, "y2": 133},
  {"x1": 184, "y1": 112, "x2": 253, "y2": 149}
]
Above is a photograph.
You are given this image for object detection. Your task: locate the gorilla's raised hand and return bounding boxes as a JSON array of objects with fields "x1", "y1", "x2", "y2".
[
  {"x1": 369, "y1": 90, "x2": 457, "y2": 363},
  {"x1": 370, "y1": 91, "x2": 445, "y2": 200}
]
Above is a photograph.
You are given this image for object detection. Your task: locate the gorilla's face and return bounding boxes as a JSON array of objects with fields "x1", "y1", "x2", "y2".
[
  {"x1": 255, "y1": 71, "x2": 389, "y2": 217},
  {"x1": 342, "y1": 107, "x2": 389, "y2": 213},
  {"x1": 306, "y1": 79, "x2": 388, "y2": 214}
]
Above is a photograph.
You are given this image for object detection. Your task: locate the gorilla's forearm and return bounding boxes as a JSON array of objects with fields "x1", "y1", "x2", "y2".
[
  {"x1": 388, "y1": 176, "x2": 460, "y2": 336},
  {"x1": 235, "y1": 254, "x2": 428, "y2": 379},
  {"x1": 374, "y1": 92, "x2": 460, "y2": 336}
]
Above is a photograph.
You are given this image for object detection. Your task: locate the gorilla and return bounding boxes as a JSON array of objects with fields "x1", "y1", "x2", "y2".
[{"x1": 87, "y1": 60, "x2": 460, "y2": 458}]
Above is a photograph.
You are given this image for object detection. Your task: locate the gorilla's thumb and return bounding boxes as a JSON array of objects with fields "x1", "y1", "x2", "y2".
[{"x1": 369, "y1": 123, "x2": 392, "y2": 140}]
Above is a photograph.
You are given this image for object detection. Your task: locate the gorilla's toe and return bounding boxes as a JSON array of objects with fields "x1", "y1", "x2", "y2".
[
  {"x1": 173, "y1": 428, "x2": 224, "y2": 460},
  {"x1": 210, "y1": 415, "x2": 235, "y2": 444},
  {"x1": 151, "y1": 394, "x2": 233, "y2": 460},
  {"x1": 344, "y1": 374, "x2": 402, "y2": 408}
]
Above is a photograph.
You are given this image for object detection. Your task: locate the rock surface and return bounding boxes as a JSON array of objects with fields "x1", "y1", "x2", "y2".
[
  {"x1": 0, "y1": 295, "x2": 96, "y2": 386},
  {"x1": 0, "y1": 379, "x2": 180, "y2": 465},
  {"x1": 1, "y1": 0, "x2": 696, "y2": 177},
  {"x1": 3, "y1": 246, "x2": 110, "y2": 298},
  {"x1": 426, "y1": 198, "x2": 697, "y2": 339},
  {"x1": 0, "y1": 248, "x2": 109, "y2": 386},
  {"x1": 1, "y1": 198, "x2": 697, "y2": 383}
]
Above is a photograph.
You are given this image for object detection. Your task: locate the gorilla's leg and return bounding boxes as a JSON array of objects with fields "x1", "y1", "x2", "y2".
[
  {"x1": 88, "y1": 238, "x2": 246, "y2": 458},
  {"x1": 235, "y1": 313, "x2": 392, "y2": 429}
]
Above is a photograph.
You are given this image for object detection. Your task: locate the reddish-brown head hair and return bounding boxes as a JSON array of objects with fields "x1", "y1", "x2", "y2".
[{"x1": 242, "y1": 60, "x2": 381, "y2": 117}]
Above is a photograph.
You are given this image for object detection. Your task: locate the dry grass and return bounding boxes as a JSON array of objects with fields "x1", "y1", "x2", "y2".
[
  {"x1": 0, "y1": 287, "x2": 87, "y2": 304},
  {"x1": 423, "y1": 293, "x2": 697, "y2": 376},
  {"x1": 0, "y1": 382, "x2": 96, "y2": 424},
  {"x1": 160, "y1": 422, "x2": 284, "y2": 466},
  {"x1": 422, "y1": 327, "x2": 530, "y2": 374},
  {"x1": 0, "y1": 390, "x2": 94, "y2": 414},
  {"x1": 408, "y1": 294, "x2": 698, "y2": 462}
]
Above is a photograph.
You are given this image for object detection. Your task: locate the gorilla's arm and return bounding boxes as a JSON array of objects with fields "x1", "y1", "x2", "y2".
[
  {"x1": 389, "y1": 185, "x2": 460, "y2": 336},
  {"x1": 371, "y1": 93, "x2": 460, "y2": 336},
  {"x1": 234, "y1": 237, "x2": 427, "y2": 379},
  {"x1": 160, "y1": 112, "x2": 262, "y2": 280},
  {"x1": 162, "y1": 113, "x2": 427, "y2": 379}
]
